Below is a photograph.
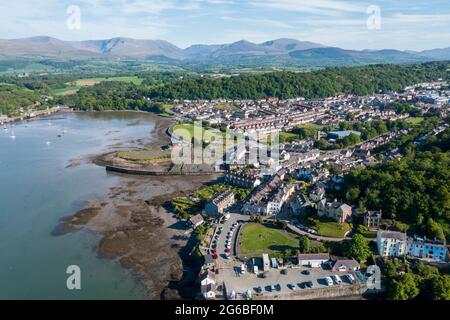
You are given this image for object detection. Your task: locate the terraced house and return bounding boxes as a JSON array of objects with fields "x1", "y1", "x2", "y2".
[
  {"x1": 407, "y1": 236, "x2": 448, "y2": 262},
  {"x1": 205, "y1": 189, "x2": 235, "y2": 218},
  {"x1": 377, "y1": 230, "x2": 407, "y2": 257}
]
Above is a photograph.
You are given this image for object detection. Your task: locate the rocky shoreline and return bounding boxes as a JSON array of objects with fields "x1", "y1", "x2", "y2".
[{"x1": 53, "y1": 111, "x2": 220, "y2": 299}]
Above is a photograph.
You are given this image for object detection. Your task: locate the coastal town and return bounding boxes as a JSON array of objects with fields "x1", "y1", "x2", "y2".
[
  {"x1": 1, "y1": 74, "x2": 449, "y2": 301},
  {"x1": 160, "y1": 81, "x2": 450, "y2": 300},
  {"x1": 3, "y1": 0, "x2": 450, "y2": 308}
]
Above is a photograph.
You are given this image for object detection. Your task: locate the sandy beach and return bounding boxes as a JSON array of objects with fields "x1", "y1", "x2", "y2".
[{"x1": 55, "y1": 112, "x2": 220, "y2": 299}]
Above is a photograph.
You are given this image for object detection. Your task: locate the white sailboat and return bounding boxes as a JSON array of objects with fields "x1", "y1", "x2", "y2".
[{"x1": 10, "y1": 131, "x2": 16, "y2": 139}]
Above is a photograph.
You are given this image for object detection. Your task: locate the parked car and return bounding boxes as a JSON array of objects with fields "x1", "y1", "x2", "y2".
[
  {"x1": 240, "y1": 264, "x2": 246, "y2": 275},
  {"x1": 287, "y1": 284, "x2": 296, "y2": 290},
  {"x1": 301, "y1": 270, "x2": 311, "y2": 275},
  {"x1": 325, "y1": 277, "x2": 334, "y2": 286},
  {"x1": 345, "y1": 274, "x2": 356, "y2": 283},
  {"x1": 305, "y1": 281, "x2": 313, "y2": 288},
  {"x1": 331, "y1": 275, "x2": 342, "y2": 285}
]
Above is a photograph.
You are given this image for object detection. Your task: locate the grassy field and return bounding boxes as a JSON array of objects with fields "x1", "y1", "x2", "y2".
[
  {"x1": 52, "y1": 76, "x2": 144, "y2": 96},
  {"x1": 173, "y1": 123, "x2": 204, "y2": 138},
  {"x1": 279, "y1": 131, "x2": 299, "y2": 143},
  {"x1": 69, "y1": 76, "x2": 143, "y2": 86},
  {"x1": 239, "y1": 223, "x2": 299, "y2": 256},
  {"x1": 51, "y1": 86, "x2": 81, "y2": 96},
  {"x1": 314, "y1": 221, "x2": 351, "y2": 238},
  {"x1": 117, "y1": 150, "x2": 170, "y2": 163},
  {"x1": 406, "y1": 117, "x2": 425, "y2": 125}
]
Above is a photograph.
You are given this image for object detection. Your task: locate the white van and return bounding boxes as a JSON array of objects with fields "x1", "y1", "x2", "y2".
[
  {"x1": 325, "y1": 277, "x2": 334, "y2": 286},
  {"x1": 240, "y1": 264, "x2": 246, "y2": 275}
]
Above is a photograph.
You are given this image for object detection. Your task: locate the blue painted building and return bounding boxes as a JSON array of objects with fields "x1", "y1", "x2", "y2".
[{"x1": 407, "y1": 236, "x2": 448, "y2": 262}]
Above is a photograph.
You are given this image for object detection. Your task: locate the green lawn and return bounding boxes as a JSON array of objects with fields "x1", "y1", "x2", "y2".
[
  {"x1": 314, "y1": 221, "x2": 351, "y2": 238},
  {"x1": 406, "y1": 117, "x2": 425, "y2": 125},
  {"x1": 279, "y1": 132, "x2": 299, "y2": 143},
  {"x1": 51, "y1": 86, "x2": 81, "y2": 96},
  {"x1": 69, "y1": 76, "x2": 143, "y2": 86},
  {"x1": 239, "y1": 223, "x2": 299, "y2": 256}
]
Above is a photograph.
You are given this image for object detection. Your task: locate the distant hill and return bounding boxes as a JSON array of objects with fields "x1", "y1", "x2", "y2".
[
  {"x1": 0, "y1": 36, "x2": 448, "y2": 67},
  {"x1": 261, "y1": 38, "x2": 325, "y2": 52},
  {"x1": 419, "y1": 47, "x2": 450, "y2": 60},
  {"x1": 0, "y1": 36, "x2": 184, "y2": 60},
  {"x1": 289, "y1": 47, "x2": 424, "y2": 66}
]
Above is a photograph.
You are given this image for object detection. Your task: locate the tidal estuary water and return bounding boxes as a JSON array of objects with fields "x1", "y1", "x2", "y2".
[{"x1": 0, "y1": 112, "x2": 155, "y2": 299}]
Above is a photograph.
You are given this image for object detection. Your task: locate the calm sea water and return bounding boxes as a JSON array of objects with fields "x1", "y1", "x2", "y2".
[{"x1": 0, "y1": 112, "x2": 155, "y2": 299}]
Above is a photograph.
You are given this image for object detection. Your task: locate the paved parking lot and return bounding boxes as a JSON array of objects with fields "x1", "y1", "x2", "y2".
[
  {"x1": 221, "y1": 265, "x2": 357, "y2": 297},
  {"x1": 211, "y1": 213, "x2": 250, "y2": 267}
]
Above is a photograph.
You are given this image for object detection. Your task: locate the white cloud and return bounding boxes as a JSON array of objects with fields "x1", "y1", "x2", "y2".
[
  {"x1": 250, "y1": 0, "x2": 367, "y2": 16},
  {"x1": 221, "y1": 16, "x2": 295, "y2": 29}
]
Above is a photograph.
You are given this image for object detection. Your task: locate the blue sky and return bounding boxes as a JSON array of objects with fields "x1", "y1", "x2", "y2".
[{"x1": 1, "y1": 0, "x2": 450, "y2": 50}]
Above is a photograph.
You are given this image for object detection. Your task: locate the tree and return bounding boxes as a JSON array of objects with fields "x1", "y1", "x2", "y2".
[
  {"x1": 343, "y1": 234, "x2": 372, "y2": 262},
  {"x1": 277, "y1": 220, "x2": 288, "y2": 230},
  {"x1": 430, "y1": 275, "x2": 450, "y2": 300},
  {"x1": 390, "y1": 273, "x2": 420, "y2": 300},
  {"x1": 425, "y1": 218, "x2": 445, "y2": 241},
  {"x1": 298, "y1": 236, "x2": 311, "y2": 254}
]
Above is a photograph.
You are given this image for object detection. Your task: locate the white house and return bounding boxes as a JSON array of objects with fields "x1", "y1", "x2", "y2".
[
  {"x1": 377, "y1": 230, "x2": 407, "y2": 257},
  {"x1": 189, "y1": 214, "x2": 204, "y2": 229},
  {"x1": 262, "y1": 253, "x2": 271, "y2": 271},
  {"x1": 297, "y1": 253, "x2": 330, "y2": 268},
  {"x1": 200, "y1": 270, "x2": 216, "y2": 300}
]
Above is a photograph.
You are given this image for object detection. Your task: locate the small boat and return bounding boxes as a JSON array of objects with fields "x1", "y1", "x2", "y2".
[
  {"x1": 57, "y1": 134, "x2": 62, "y2": 138},
  {"x1": 10, "y1": 132, "x2": 16, "y2": 139},
  {"x1": 46, "y1": 141, "x2": 51, "y2": 145}
]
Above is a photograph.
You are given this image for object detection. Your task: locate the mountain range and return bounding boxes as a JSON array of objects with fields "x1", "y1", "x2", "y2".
[{"x1": 1, "y1": 36, "x2": 450, "y2": 67}]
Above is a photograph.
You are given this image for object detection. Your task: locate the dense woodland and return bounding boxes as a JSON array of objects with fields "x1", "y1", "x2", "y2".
[
  {"x1": 0, "y1": 84, "x2": 41, "y2": 116},
  {"x1": 145, "y1": 61, "x2": 450, "y2": 100}
]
